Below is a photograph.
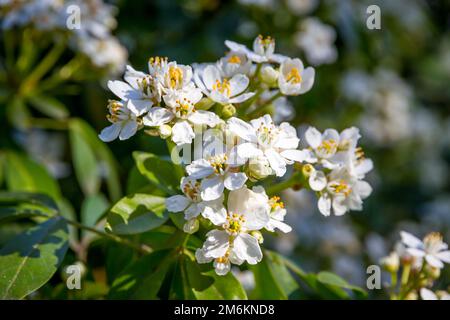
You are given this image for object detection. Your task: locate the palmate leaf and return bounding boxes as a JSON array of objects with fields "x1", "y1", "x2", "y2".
[
  {"x1": 0, "y1": 216, "x2": 69, "y2": 299},
  {"x1": 106, "y1": 193, "x2": 169, "y2": 235}
]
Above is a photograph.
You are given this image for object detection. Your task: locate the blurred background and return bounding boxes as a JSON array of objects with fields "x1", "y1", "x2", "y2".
[{"x1": 1, "y1": 0, "x2": 449, "y2": 297}]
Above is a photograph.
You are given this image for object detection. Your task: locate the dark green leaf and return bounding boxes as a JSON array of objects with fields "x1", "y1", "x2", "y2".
[
  {"x1": 0, "y1": 217, "x2": 69, "y2": 299},
  {"x1": 28, "y1": 95, "x2": 69, "y2": 119}
]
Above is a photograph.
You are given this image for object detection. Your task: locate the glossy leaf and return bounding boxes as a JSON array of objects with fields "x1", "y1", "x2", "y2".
[
  {"x1": 106, "y1": 193, "x2": 168, "y2": 235},
  {"x1": 0, "y1": 217, "x2": 69, "y2": 299}
]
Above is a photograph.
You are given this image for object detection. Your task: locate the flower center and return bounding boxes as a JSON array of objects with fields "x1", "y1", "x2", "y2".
[
  {"x1": 208, "y1": 154, "x2": 228, "y2": 174},
  {"x1": 286, "y1": 68, "x2": 302, "y2": 84},
  {"x1": 256, "y1": 124, "x2": 278, "y2": 146},
  {"x1": 257, "y1": 34, "x2": 274, "y2": 49},
  {"x1": 317, "y1": 139, "x2": 337, "y2": 156},
  {"x1": 269, "y1": 196, "x2": 284, "y2": 210},
  {"x1": 424, "y1": 232, "x2": 443, "y2": 252},
  {"x1": 106, "y1": 100, "x2": 124, "y2": 123},
  {"x1": 224, "y1": 213, "x2": 245, "y2": 235},
  {"x1": 228, "y1": 55, "x2": 242, "y2": 64},
  {"x1": 137, "y1": 76, "x2": 153, "y2": 96},
  {"x1": 168, "y1": 66, "x2": 183, "y2": 88},
  {"x1": 175, "y1": 97, "x2": 195, "y2": 117},
  {"x1": 182, "y1": 180, "x2": 201, "y2": 201},
  {"x1": 328, "y1": 180, "x2": 352, "y2": 196},
  {"x1": 212, "y1": 79, "x2": 231, "y2": 97}
]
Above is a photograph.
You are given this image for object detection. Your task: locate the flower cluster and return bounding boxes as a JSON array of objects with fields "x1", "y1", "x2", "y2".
[
  {"x1": 99, "y1": 36, "x2": 374, "y2": 275},
  {"x1": 0, "y1": 0, "x2": 127, "y2": 73},
  {"x1": 380, "y1": 231, "x2": 450, "y2": 300}
]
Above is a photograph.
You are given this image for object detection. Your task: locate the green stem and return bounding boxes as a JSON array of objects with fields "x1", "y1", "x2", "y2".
[
  {"x1": 40, "y1": 56, "x2": 83, "y2": 92},
  {"x1": 245, "y1": 91, "x2": 282, "y2": 119},
  {"x1": 62, "y1": 217, "x2": 152, "y2": 255},
  {"x1": 266, "y1": 171, "x2": 302, "y2": 196},
  {"x1": 389, "y1": 271, "x2": 398, "y2": 300}
]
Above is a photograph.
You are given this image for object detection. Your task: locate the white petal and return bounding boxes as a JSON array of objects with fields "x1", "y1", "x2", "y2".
[
  {"x1": 305, "y1": 126, "x2": 322, "y2": 149},
  {"x1": 265, "y1": 148, "x2": 287, "y2": 177},
  {"x1": 229, "y1": 74, "x2": 249, "y2": 96},
  {"x1": 332, "y1": 196, "x2": 348, "y2": 216},
  {"x1": 119, "y1": 121, "x2": 138, "y2": 140},
  {"x1": 186, "y1": 159, "x2": 215, "y2": 179},
  {"x1": 213, "y1": 260, "x2": 231, "y2": 276},
  {"x1": 143, "y1": 107, "x2": 173, "y2": 126},
  {"x1": 188, "y1": 110, "x2": 221, "y2": 127},
  {"x1": 99, "y1": 123, "x2": 121, "y2": 142},
  {"x1": 203, "y1": 230, "x2": 230, "y2": 258},
  {"x1": 171, "y1": 121, "x2": 195, "y2": 145},
  {"x1": 202, "y1": 205, "x2": 227, "y2": 226},
  {"x1": 280, "y1": 149, "x2": 307, "y2": 162},
  {"x1": 267, "y1": 219, "x2": 292, "y2": 233},
  {"x1": 435, "y1": 250, "x2": 450, "y2": 263},
  {"x1": 128, "y1": 99, "x2": 152, "y2": 116},
  {"x1": 184, "y1": 203, "x2": 202, "y2": 219},
  {"x1": 107, "y1": 80, "x2": 139, "y2": 100},
  {"x1": 203, "y1": 65, "x2": 222, "y2": 90},
  {"x1": 165, "y1": 195, "x2": 190, "y2": 212},
  {"x1": 224, "y1": 172, "x2": 247, "y2": 191},
  {"x1": 356, "y1": 180, "x2": 372, "y2": 199},
  {"x1": 233, "y1": 233, "x2": 262, "y2": 265},
  {"x1": 406, "y1": 248, "x2": 426, "y2": 258},
  {"x1": 400, "y1": 231, "x2": 423, "y2": 249},
  {"x1": 318, "y1": 194, "x2": 331, "y2": 216},
  {"x1": 201, "y1": 176, "x2": 225, "y2": 201},
  {"x1": 236, "y1": 142, "x2": 263, "y2": 159},
  {"x1": 425, "y1": 254, "x2": 444, "y2": 269},
  {"x1": 227, "y1": 117, "x2": 257, "y2": 142},
  {"x1": 195, "y1": 248, "x2": 213, "y2": 264},
  {"x1": 420, "y1": 288, "x2": 438, "y2": 300},
  {"x1": 309, "y1": 170, "x2": 327, "y2": 191},
  {"x1": 229, "y1": 92, "x2": 255, "y2": 103},
  {"x1": 299, "y1": 67, "x2": 315, "y2": 94},
  {"x1": 227, "y1": 187, "x2": 269, "y2": 230}
]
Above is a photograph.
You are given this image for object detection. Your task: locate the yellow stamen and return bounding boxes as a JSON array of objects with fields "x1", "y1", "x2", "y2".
[
  {"x1": 168, "y1": 66, "x2": 183, "y2": 88},
  {"x1": 269, "y1": 196, "x2": 284, "y2": 210},
  {"x1": 212, "y1": 79, "x2": 231, "y2": 97},
  {"x1": 286, "y1": 68, "x2": 302, "y2": 84},
  {"x1": 329, "y1": 180, "x2": 352, "y2": 196},
  {"x1": 228, "y1": 55, "x2": 241, "y2": 64}
]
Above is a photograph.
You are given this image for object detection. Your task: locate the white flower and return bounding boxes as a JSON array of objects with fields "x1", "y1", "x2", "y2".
[
  {"x1": 227, "y1": 115, "x2": 304, "y2": 176},
  {"x1": 420, "y1": 288, "x2": 450, "y2": 300},
  {"x1": 186, "y1": 145, "x2": 247, "y2": 201},
  {"x1": 278, "y1": 58, "x2": 315, "y2": 96},
  {"x1": 98, "y1": 100, "x2": 143, "y2": 142},
  {"x1": 165, "y1": 177, "x2": 226, "y2": 225},
  {"x1": 143, "y1": 87, "x2": 221, "y2": 145},
  {"x1": 247, "y1": 155, "x2": 273, "y2": 181},
  {"x1": 159, "y1": 61, "x2": 194, "y2": 94},
  {"x1": 225, "y1": 35, "x2": 287, "y2": 64},
  {"x1": 302, "y1": 126, "x2": 372, "y2": 174},
  {"x1": 194, "y1": 64, "x2": 255, "y2": 105},
  {"x1": 79, "y1": 36, "x2": 127, "y2": 74},
  {"x1": 294, "y1": 18, "x2": 337, "y2": 66},
  {"x1": 195, "y1": 186, "x2": 270, "y2": 275},
  {"x1": 107, "y1": 65, "x2": 155, "y2": 115},
  {"x1": 253, "y1": 186, "x2": 292, "y2": 233},
  {"x1": 311, "y1": 167, "x2": 372, "y2": 216},
  {"x1": 217, "y1": 51, "x2": 252, "y2": 78},
  {"x1": 400, "y1": 231, "x2": 450, "y2": 269}
]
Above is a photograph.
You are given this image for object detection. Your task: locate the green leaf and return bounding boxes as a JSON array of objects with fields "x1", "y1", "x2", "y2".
[
  {"x1": 81, "y1": 194, "x2": 109, "y2": 230},
  {"x1": 108, "y1": 249, "x2": 174, "y2": 299},
  {"x1": 69, "y1": 121, "x2": 101, "y2": 196},
  {"x1": 28, "y1": 95, "x2": 69, "y2": 119},
  {"x1": 0, "y1": 217, "x2": 69, "y2": 299},
  {"x1": 250, "y1": 250, "x2": 300, "y2": 299},
  {"x1": 133, "y1": 152, "x2": 180, "y2": 195},
  {"x1": 4, "y1": 152, "x2": 61, "y2": 201},
  {"x1": 70, "y1": 118, "x2": 122, "y2": 201},
  {"x1": 317, "y1": 271, "x2": 367, "y2": 299},
  {"x1": 106, "y1": 193, "x2": 168, "y2": 235},
  {"x1": 6, "y1": 97, "x2": 31, "y2": 130},
  {"x1": 185, "y1": 258, "x2": 247, "y2": 300}
]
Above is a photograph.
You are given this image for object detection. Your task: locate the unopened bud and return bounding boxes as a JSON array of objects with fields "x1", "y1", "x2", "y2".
[
  {"x1": 380, "y1": 252, "x2": 400, "y2": 273},
  {"x1": 247, "y1": 156, "x2": 272, "y2": 181},
  {"x1": 183, "y1": 218, "x2": 199, "y2": 234},
  {"x1": 159, "y1": 124, "x2": 172, "y2": 139},
  {"x1": 220, "y1": 104, "x2": 236, "y2": 119},
  {"x1": 251, "y1": 231, "x2": 264, "y2": 244},
  {"x1": 195, "y1": 97, "x2": 215, "y2": 110},
  {"x1": 301, "y1": 164, "x2": 315, "y2": 178},
  {"x1": 424, "y1": 264, "x2": 441, "y2": 280},
  {"x1": 145, "y1": 128, "x2": 160, "y2": 136},
  {"x1": 259, "y1": 65, "x2": 279, "y2": 87},
  {"x1": 405, "y1": 291, "x2": 418, "y2": 300}
]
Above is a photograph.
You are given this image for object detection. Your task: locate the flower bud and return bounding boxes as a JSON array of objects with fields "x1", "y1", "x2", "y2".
[
  {"x1": 220, "y1": 104, "x2": 236, "y2": 119},
  {"x1": 158, "y1": 124, "x2": 172, "y2": 139},
  {"x1": 145, "y1": 128, "x2": 160, "y2": 136},
  {"x1": 405, "y1": 291, "x2": 418, "y2": 300},
  {"x1": 380, "y1": 252, "x2": 400, "y2": 273},
  {"x1": 251, "y1": 231, "x2": 264, "y2": 244},
  {"x1": 259, "y1": 65, "x2": 279, "y2": 87},
  {"x1": 424, "y1": 264, "x2": 440, "y2": 280},
  {"x1": 195, "y1": 97, "x2": 215, "y2": 110},
  {"x1": 183, "y1": 218, "x2": 199, "y2": 234},
  {"x1": 301, "y1": 164, "x2": 315, "y2": 178},
  {"x1": 247, "y1": 156, "x2": 272, "y2": 181}
]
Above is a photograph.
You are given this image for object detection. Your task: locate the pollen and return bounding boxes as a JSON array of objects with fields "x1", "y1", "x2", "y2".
[
  {"x1": 168, "y1": 66, "x2": 183, "y2": 88},
  {"x1": 182, "y1": 180, "x2": 201, "y2": 201},
  {"x1": 269, "y1": 196, "x2": 284, "y2": 210},
  {"x1": 318, "y1": 139, "x2": 338, "y2": 155},
  {"x1": 257, "y1": 34, "x2": 274, "y2": 47},
  {"x1": 212, "y1": 79, "x2": 231, "y2": 97},
  {"x1": 208, "y1": 154, "x2": 228, "y2": 174},
  {"x1": 224, "y1": 213, "x2": 246, "y2": 235},
  {"x1": 424, "y1": 232, "x2": 443, "y2": 248},
  {"x1": 228, "y1": 55, "x2": 242, "y2": 64},
  {"x1": 149, "y1": 56, "x2": 167, "y2": 66},
  {"x1": 329, "y1": 180, "x2": 352, "y2": 196},
  {"x1": 286, "y1": 67, "x2": 302, "y2": 84}
]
